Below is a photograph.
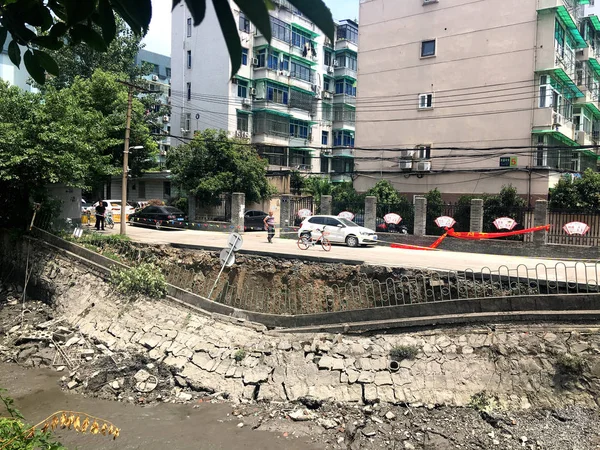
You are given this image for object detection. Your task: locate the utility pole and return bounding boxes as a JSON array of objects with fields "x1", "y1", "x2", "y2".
[{"x1": 117, "y1": 80, "x2": 152, "y2": 236}]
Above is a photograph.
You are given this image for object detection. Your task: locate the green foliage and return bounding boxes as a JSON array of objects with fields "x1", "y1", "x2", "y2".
[
  {"x1": 111, "y1": 263, "x2": 167, "y2": 298},
  {"x1": 453, "y1": 195, "x2": 475, "y2": 232},
  {"x1": 424, "y1": 188, "x2": 444, "y2": 235},
  {"x1": 168, "y1": 197, "x2": 189, "y2": 215},
  {"x1": 167, "y1": 129, "x2": 276, "y2": 206},
  {"x1": 290, "y1": 170, "x2": 305, "y2": 195},
  {"x1": 469, "y1": 391, "x2": 500, "y2": 413},
  {"x1": 0, "y1": 388, "x2": 66, "y2": 450},
  {"x1": 331, "y1": 182, "x2": 365, "y2": 214},
  {"x1": 555, "y1": 353, "x2": 586, "y2": 377},
  {"x1": 303, "y1": 177, "x2": 333, "y2": 206},
  {"x1": 366, "y1": 180, "x2": 400, "y2": 205},
  {"x1": 389, "y1": 345, "x2": 418, "y2": 361},
  {"x1": 549, "y1": 169, "x2": 600, "y2": 212},
  {"x1": 0, "y1": 0, "x2": 334, "y2": 83},
  {"x1": 233, "y1": 349, "x2": 247, "y2": 362}
]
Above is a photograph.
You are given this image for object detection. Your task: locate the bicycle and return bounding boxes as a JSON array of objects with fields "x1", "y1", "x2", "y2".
[
  {"x1": 297, "y1": 228, "x2": 332, "y2": 252},
  {"x1": 105, "y1": 211, "x2": 115, "y2": 229}
]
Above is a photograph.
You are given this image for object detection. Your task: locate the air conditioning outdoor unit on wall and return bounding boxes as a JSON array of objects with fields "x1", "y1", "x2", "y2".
[
  {"x1": 399, "y1": 160, "x2": 413, "y2": 170},
  {"x1": 323, "y1": 91, "x2": 332, "y2": 100},
  {"x1": 242, "y1": 98, "x2": 251, "y2": 107},
  {"x1": 400, "y1": 149, "x2": 415, "y2": 158},
  {"x1": 163, "y1": 115, "x2": 170, "y2": 122},
  {"x1": 249, "y1": 87, "x2": 257, "y2": 96},
  {"x1": 152, "y1": 75, "x2": 159, "y2": 81},
  {"x1": 327, "y1": 66, "x2": 334, "y2": 74},
  {"x1": 252, "y1": 58, "x2": 259, "y2": 66},
  {"x1": 415, "y1": 161, "x2": 432, "y2": 172}
]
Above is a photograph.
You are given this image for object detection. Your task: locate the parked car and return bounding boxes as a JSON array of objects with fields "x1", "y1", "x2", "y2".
[
  {"x1": 376, "y1": 220, "x2": 409, "y2": 234},
  {"x1": 244, "y1": 210, "x2": 268, "y2": 231},
  {"x1": 298, "y1": 215, "x2": 378, "y2": 247},
  {"x1": 129, "y1": 205, "x2": 187, "y2": 230},
  {"x1": 92, "y1": 200, "x2": 135, "y2": 218},
  {"x1": 81, "y1": 202, "x2": 93, "y2": 215}
]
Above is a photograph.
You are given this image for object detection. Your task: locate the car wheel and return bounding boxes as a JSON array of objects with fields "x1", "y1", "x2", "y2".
[{"x1": 346, "y1": 235, "x2": 359, "y2": 247}]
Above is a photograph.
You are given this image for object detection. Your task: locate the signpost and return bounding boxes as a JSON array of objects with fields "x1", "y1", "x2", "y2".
[
  {"x1": 499, "y1": 157, "x2": 518, "y2": 167},
  {"x1": 208, "y1": 233, "x2": 243, "y2": 299}
]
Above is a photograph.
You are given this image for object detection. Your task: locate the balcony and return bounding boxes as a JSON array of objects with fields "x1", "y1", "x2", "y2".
[
  {"x1": 532, "y1": 107, "x2": 576, "y2": 141},
  {"x1": 253, "y1": 67, "x2": 292, "y2": 86},
  {"x1": 330, "y1": 173, "x2": 353, "y2": 183},
  {"x1": 334, "y1": 39, "x2": 358, "y2": 53},
  {"x1": 332, "y1": 147, "x2": 355, "y2": 157},
  {"x1": 333, "y1": 66, "x2": 357, "y2": 80},
  {"x1": 575, "y1": 129, "x2": 593, "y2": 146},
  {"x1": 333, "y1": 94, "x2": 356, "y2": 106},
  {"x1": 290, "y1": 136, "x2": 313, "y2": 147}
]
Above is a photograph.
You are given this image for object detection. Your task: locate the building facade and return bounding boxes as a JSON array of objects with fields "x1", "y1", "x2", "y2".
[
  {"x1": 1, "y1": 33, "x2": 36, "y2": 92},
  {"x1": 355, "y1": 0, "x2": 600, "y2": 203},
  {"x1": 171, "y1": 0, "x2": 358, "y2": 182},
  {"x1": 135, "y1": 49, "x2": 172, "y2": 167}
]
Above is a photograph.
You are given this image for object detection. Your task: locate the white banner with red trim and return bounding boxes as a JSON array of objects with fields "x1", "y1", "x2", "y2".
[
  {"x1": 493, "y1": 217, "x2": 517, "y2": 230},
  {"x1": 383, "y1": 213, "x2": 402, "y2": 224},
  {"x1": 435, "y1": 216, "x2": 456, "y2": 228},
  {"x1": 338, "y1": 211, "x2": 355, "y2": 220},
  {"x1": 563, "y1": 221, "x2": 590, "y2": 236}
]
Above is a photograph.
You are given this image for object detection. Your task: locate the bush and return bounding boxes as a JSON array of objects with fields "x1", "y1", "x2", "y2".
[
  {"x1": 234, "y1": 349, "x2": 246, "y2": 362},
  {"x1": 469, "y1": 391, "x2": 500, "y2": 413},
  {"x1": 556, "y1": 353, "x2": 586, "y2": 377},
  {"x1": 168, "y1": 196, "x2": 188, "y2": 215},
  {"x1": 389, "y1": 345, "x2": 418, "y2": 361},
  {"x1": 111, "y1": 263, "x2": 167, "y2": 298}
]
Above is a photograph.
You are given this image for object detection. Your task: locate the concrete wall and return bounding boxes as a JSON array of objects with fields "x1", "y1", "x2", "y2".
[
  {"x1": 46, "y1": 184, "x2": 82, "y2": 221},
  {"x1": 355, "y1": 0, "x2": 540, "y2": 195},
  {"x1": 108, "y1": 177, "x2": 179, "y2": 203}
]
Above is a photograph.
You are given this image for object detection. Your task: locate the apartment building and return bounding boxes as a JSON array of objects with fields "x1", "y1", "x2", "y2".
[
  {"x1": 171, "y1": 0, "x2": 359, "y2": 183},
  {"x1": 1, "y1": 34, "x2": 36, "y2": 91},
  {"x1": 355, "y1": 0, "x2": 600, "y2": 203},
  {"x1": 135, "y1": 49, "x2": 172, "y2": 168}
]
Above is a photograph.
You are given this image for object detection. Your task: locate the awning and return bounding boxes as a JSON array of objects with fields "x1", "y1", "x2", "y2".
[
  {"x1": 531, "y1": 129, "x2": 578, "y2": 146},
  {"x1": 290, "y1": 54, "x2": 317, "y2": 67},
  {"x1": 335, "y1": 74, "x2": 357, "y2": 83},
  {"x1": 256, "y1": 77, "x2": 289, "y2": 90},
  {"x1": 234, "y1": 74, "x2": 252, "y2": 83},
  {"x1": 590, "y1": 15, "x2": 600, "y2": 31},
  {"x1": 291, "y1": 23, "x2": 319, "y2": 38},
  {"x1": 588, "y1": 58, "x2": 600, "y2": 79},
  {"x1": 581, "y1": 149, "x2": 600, "y2": 160},
  {"x1": 332, "y1": 127, "x2": 355, "y2": 133},
  {"x1": 236, "y1": 109, "x2": 252, "y2": 115},
  {"x1": 290, "y1": 85, "x2": 315, "y2": 96},
  {"x1": 252, "y1": 108, "x2": 292, "y2": 119},
  {"x1": 556, "y1": 6, "x2": 587, "y2": 48},
  {"x1": 537, "y1": 68, "x2": 584, "y2": 98},
  {"x1": 581, "y1": 102, "x2": 600, "y2": 119}
]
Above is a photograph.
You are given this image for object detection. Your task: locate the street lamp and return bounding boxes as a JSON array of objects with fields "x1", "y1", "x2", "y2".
[{"x1": 120, "y1": 145, "x2": 144, "y2": 235}]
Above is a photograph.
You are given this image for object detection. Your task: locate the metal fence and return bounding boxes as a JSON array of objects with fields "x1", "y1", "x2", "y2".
[
  {"x1": 548, "y1": 209, "x2": 600, "y2": 246},
  {"x1": 290, "y1": 196, "x2": 314, "y2": 226},
  {"x1": 377, "y1": 202, "x2": 415, "y2": 234},
  {"x1": 333, "y1": 200, "x2": 365, "y2": 225},
  {"x1": 195, "y1": 194, "x2": 231, "y2": 222}
]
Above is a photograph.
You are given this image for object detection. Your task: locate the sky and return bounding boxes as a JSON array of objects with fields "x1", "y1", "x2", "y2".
[{"x1": 141, "y1": 0, "x2": 360, "y2": 56}]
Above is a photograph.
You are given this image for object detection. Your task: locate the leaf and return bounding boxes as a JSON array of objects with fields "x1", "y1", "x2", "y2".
[
  {"x1": 32, "y1": 35, "x2": 64, "y2": 51},
  {"x1": 49, "y1": 22, "x2": 68, "y2": 38},
  {"x1": 0, "y1": 27, "x2": 7, "y2": 51},
  {"x1": 184, "y1": 0, "x2": 206, "y2": 26},
  {"x1": 232, "y1": 0, "x2": 270, "y2": 41},
  {"x1": 34, "y1": 50, "x2": 60, "y2": 76},
  {"x1": 7, "y1": 40, "x2": 21, "y2": 67},
  {"x1": 211, "y1": 0, "x2": 241, "y2": 77},
  {"x1": 98, "y1": 0, "x2": 117, "y2": 43},
  {"x1": 112, "y1": 0, "x2": 152, "y2": 34},
  {"x1": 71, "y1": 24, "x2": 108, "y2": 51},
  {"x1": 286, "y1": 0, "x2": 334, "y2": 43},
  {"x1": 24, "y1": 50, "x2": 46, "y2": 84},
  {"x1": 64, "y1": 0, "x2": 98, "y2": 25}
]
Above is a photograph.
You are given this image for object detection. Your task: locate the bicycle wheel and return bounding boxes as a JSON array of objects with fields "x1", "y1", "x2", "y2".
[
  {"x1": 320, "y1": 237, "x2": 332, "y2": 252},
  {"x1": 108, "y1": 220, "x2": 114, "y2": 229},
  {"x1": 297, "y1": 236, "x2": 310, "y2": 250}
]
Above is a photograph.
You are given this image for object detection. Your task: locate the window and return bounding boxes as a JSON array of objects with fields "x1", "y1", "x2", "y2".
[
  {"x1": 187, "y1": 50, "x2": 192, "y2": 69},
  {"x1": 324, "y1": 77, "x2": 331, "y2": 92},
  {"x1": 336, "y1": 23, "x2": 358, "y2": 44},
  {"x1": 268, "y1": 50, "x2": 280, "y2": 70},
  {"x1": 324, "y1": 50, "x2": 332, "y2": 66},
  {"x1": 185, "y1": 113, "x2": 191, "y2": 131},
  {"x1": 187, "y1": 18, "x2": 192, "y2": 37},
  {"x1": 421, "y1": 39, "x2": 436, "y2": 57},
  {"x1": 166, "y1": 68, "x2": 171, "y2": 77},
  {"x1": 336, "y1": 53, "x2": 357, "y2": 71},
  {"x1": 187, "y1": 82, "x2": 191, "y2": 101},
  {"x1": 289, "y1": 119, "x2": 310, "y2": 138},
  {"x1": 322, "y1": 131, "x2": 329, "y2": 145},
  {"x1": 335, "y1": 79, "x2": 356, "y2": 96},
  {"x1": 290, "y1": 61, "x2": 312, "y2": 82},
  {"x1": 280, "y1": 54, "x2": 290, "y2": 71},
  {"x1": 163, "y1": 182, "x2": 171, "y2": 198},
  {"x1": 256, "y1": 49, "x2": 266, "y2": 68},
  {"x1": 320, "y1": 157, "x2": 330, "y2": 173},
  {"x1": 267, "y1": 82, "x2": 289, "y2": 104},
  {"x1": 333, "y1": 130, "x2": 354, "y2": 147},
  {"x1": 270, "y1": 16, "x2": 291, "y2": 43},
  {"x1": 241, "y1": 48, "x2": 248, "y2": 66},
  {"x1": 418, "y1": 93, "x2": 433, "y2": 109},
  {"x1": 152, "y1": 64, "x2": 159, "y2": 74},
  {"x1": 535, "y1": 135, "x2": 547, "y2": 167},
  {"x1": 417, "y1": 145, "x2": 431, "y2": 159},
  {"x1": 237, "y1": 80, "x2": 248, "y2": 98},
  {"x1": 239, "y1": 13, "x2": 250, "y2": 33},
  {"x1": 237, "y1": 112, "x2": 249, "y2": 132},
  {"x1": 292, "y1": 27, "x2": 312, "y2": 49}
]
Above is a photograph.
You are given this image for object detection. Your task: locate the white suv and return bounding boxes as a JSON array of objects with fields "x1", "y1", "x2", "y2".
[{"x1": 298, "y1": 215, "x2": 378, "y2": 247}]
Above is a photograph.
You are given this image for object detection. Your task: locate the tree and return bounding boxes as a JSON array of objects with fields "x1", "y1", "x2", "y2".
[
  {"x1": 424, "y1": 188, "x2": 444, "y2": 235},
  {"x1": 167, "y1": 129, "x2": 276, "y2": 206},
  {"x1": 331, "y1": 182, "x2": 364, "y2": 213},
  {"x1": 366, "y1": 179, "x2": 400, "y2": 205},
  {"x1": 550, "y1": 169, "x2": 600, "y2": 212},
  {"x1": 290, "y1": 170, "x2": 305, "y2": 195},
  {"x1": 0, "y1": 0, "x2": 334, "y2": 84},
  {"x1": 303, "y1": 176, "x2": 332, "y2": 206}
]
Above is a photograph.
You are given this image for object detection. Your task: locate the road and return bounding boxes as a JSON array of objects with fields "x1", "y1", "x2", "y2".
[{"x1": 105, "y1": 225, "x2": 599, "y2": 283}]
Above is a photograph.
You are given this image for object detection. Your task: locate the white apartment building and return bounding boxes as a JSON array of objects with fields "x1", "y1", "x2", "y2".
[
  {"x1": 355, "y1": 0, "x2": 600, "y2": 203},
  {"x1": 1, "y1": 34, "x2": 36, "y2": 92},
  {"x1": 171, "y1": 0, "x2": 359, "y2": 184}
]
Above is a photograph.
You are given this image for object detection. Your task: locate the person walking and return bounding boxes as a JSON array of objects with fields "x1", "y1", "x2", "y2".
[
  {"x1": 263, "y1": 210, "x2": 275, "y2": 243},
  {"x1": 95, "y1": 200, "x2": 106, "y2": 231}
]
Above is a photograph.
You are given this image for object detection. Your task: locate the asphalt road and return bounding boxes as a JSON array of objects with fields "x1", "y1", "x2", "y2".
[{"x1": 103, "y1": 224, "x2": 598, "y2": 283}]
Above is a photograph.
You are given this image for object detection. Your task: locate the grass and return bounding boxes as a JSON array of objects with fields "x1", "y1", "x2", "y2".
[
  {"x1": 389, "y1": 345, "x2": 419, "y2": 362},
  {"x1": 233, "y1": 349, "x2": 247, "y2": 362},
  {"x1": 555, "y1": 353, "x2": 586, "y2": 377},
  {"x1": 111, "y1": 263, "x2": 167, "y2": 299},
  {"x1": 468, "y1": 391, "x2": 500, "y2": 413}
]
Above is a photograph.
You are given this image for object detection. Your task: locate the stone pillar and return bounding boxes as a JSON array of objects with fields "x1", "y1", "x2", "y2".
[
  {"x1": 188, "y1": 195, "x2": 196, "y2": 222},
  {"x1": 365, "y1": 196, "x2": 377, "y2": 231},
  {"x1": 414, "y1": 196, "x2": 427, "y2": 236},
  {"x1": 231, "y1": 192, "x2": 245, "y2": 233},
  {"x1": 321, "y1": 195, "x2": 332, "y2": 216},
  {"x1": 469, "y1": 199, "x2": 484, "y2": 233},
  {"x1": 280, "y1": 194, "x2": 293, "y2": 231},
  {"x1": 533, "y1": 199, "x2": 548, "y2": 246}
]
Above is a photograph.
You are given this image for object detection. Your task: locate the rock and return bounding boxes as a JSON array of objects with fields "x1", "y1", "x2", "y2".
[
  {"x1": 289, "y1": 410, "x2": 312, "y2": 421},
  {"x1": 237, "y1": 423, "x2": 244, "y2": 428},
  {"x1": 361, "y1": 428, "x2": 377, "y2": 437},
  {"x1": 357, "y1": 372, "x2": 375, "y2": 384},
  {"x1": 318, "y1": 356, "x2": 334, "y2": 370},
  {"x1": 134, "y1": 369, "x2": 152, "y2": 383},
  {"x1": 67, "y1": 380, "x2": 78, "y2": 390},
  {"x1": 56, "y1": 366, "x2": 65, "y2": 372},
  {"x1": 174, "y1": 376, "x2": 188, "y2": 388},
  {"x1": 243, "y1": 367, "x2": 271, "y2": 385},
  {"x1": 404, "y1": 442, "x2": 415, "y2": 450},
  {"x1": 139, "y1": 334, "x2": 161, "y2": 349},
  {"x1": 299, "y1": 396, "x2": 323, "y2": 410},
  {"x1": 385, "y1": 411, "x2": 396, "y2": 420},
  {"x1": 111, "y1": 381, "x2": 120, "y2": 390},
  {"x1": 318, "y1": 418, "x2": 337, "y2": 430},
  {"x1": 374, "y1": 372, "x2": 393, "y2": 386},
  {"x1": 347, "y1": 369, "x2": 360, "y2": 384},
  {"x1": 178, "y1": 392, "x2": 193, "y2": 401},
  {"x1": 277, "y1": 341, "x2": 292, "y2": 351}
]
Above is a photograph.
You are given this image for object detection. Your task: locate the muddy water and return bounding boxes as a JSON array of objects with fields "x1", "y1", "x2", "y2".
[{"x1": 0, "y1": 364, "x2": 322, "y2": 450}]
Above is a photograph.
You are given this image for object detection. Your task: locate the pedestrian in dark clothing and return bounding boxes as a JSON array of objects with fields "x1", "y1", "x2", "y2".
[
  {"x1": 95, "y1": 200, "x2": 106, "y2": 231},
  {"x1": 264, "y1": 210, "x2": 275, "y2": 243}
]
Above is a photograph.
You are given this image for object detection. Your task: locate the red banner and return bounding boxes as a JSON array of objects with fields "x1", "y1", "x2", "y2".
[
  {"x1": 390, "y1": 243, "x2": 437, "y2": 251},
  {"x1": 446, "y1": 225, "x2": 550, "y2": 240}
]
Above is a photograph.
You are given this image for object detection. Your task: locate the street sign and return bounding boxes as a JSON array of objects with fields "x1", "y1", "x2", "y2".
[
  {"x1": 228, "y1": 232, "x2": 243, "y2": 251},
  {"x1": 219, "y1": 248, "x2": 236, "y2": 267},
  {"x1": 499, "y1": 157, "x2": 518, "y2": 167}
]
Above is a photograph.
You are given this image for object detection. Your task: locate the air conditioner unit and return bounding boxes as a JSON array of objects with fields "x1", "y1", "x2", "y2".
[
  {"x1": 181, "y1": 128, "x2": 190, "y2": 135},
  {"x1": 231, "y1": 78, "x2": 238, "y2": 85},
  {"x1": 415, "y1": 161, "x2": 432, "y2": 172},
  {"x1": 152, "y1": 75, "x2": 159, "y2": 81},
  {"x1": 552, "y1": 111, "x2": 564, "y2": 126},
  {"x1": 249, "y1": 87, "x2": 257, "y2": 96},
  {"x1": 333, "y1": 60, "x2": 339, "y2": 67},
  {"x1": 399, "y1": 160, "x2": 413, "y2": 170},
  {"x1": 252, "y1": 57, "x2": 259, "y2": 66},
  {"x1": 163, "y1": 115, "x2": 170, "y2": 122},
  {"x1": 327, "y1": 66, "x2": 334, "y2": 74},
  {"x1": 322, "y1": 91, "x2": 333, "y2": 100},
  {"x1": 400, "y1": 149, "x2": 415, "y2": 158},
  {"x1": 311, "y1": 84, "x2": 319, "y2": 92},
  {"x1": 284, "y1": 71, "x2": 291, "y2": 77},
  {"x1": 241, "y1": 98, "x2": 251, "y2": 107}
]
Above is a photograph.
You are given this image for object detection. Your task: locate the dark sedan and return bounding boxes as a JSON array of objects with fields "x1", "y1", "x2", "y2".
[
  {"x1": 244, "y1": 210, "x2": 268, "y2": 231},
  {"x1": 129, "y1": 206, "x2": 187, "y2": 230}
]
